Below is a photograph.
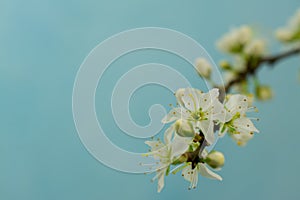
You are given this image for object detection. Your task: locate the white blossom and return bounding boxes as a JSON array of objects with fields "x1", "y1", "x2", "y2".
[
  {"x1": 244, "y1": 39, "x2": 266, "y2": 57},
  {"x1": 276, "y1": 9, "x2": 300, "y2": 43},
  {"x1": 145, "y1": 127, "x2": 192, "y2": 192},
  {"x1": 216, "y1": 25, "x2": 252, "y2": 53},
  {"x1": 162, "y1": 88, "x2": 224, "y2": 145},
  {"x1": 181, "y1": 151, "x2": 222, "y2": 190},
  {"x1": 219, "y1": 94, "x2": 259, "y2": 146}
]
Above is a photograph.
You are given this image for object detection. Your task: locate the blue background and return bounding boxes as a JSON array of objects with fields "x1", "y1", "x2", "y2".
[{"x1": 1, "y1": 0, "x2": 300, "y2": 199}]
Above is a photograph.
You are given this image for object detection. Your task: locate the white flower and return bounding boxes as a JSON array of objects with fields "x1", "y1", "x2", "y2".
[
  {"x1": 145, "y1": 127, "x2": 192, "y2": 192},
  {"x1": 181, "y1": 162, "x2": 222, "y2": 190},
  {"x1": 162, "y1": 88, "x2": 224, "y2": 145},
  {"x1": 276, "y1": 28, "x2": 294, "y2": 42},
  {"x1": 276, "y1": 9, "x2": 300, "y2": 43},
  {"x1": 219, "y1": 94, "x2": 259, "y2": 146},
  {"x1": 244, "y1": 39, "x2": 266, "y2": 57},
  {"x1": 288, "y1": 9, "x2": 300, "y2": 31},
  {"x1": 195, "y1": 58, "x2": 212, "y2": 79},
  {"x1": 217, "y1": 25, "x2": 252, "y2": 53}
]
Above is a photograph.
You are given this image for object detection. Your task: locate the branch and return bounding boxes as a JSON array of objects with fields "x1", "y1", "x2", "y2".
[{"x1": 224, "y1": 45, "x2": 300, "y2": 91}]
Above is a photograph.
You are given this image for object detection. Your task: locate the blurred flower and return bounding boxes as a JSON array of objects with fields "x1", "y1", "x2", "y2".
[
  {"x1": 219, "y1": 60, "x2": 232, "y2": 70},
  {"x1": 244, "y1": 39, "x2": 266, "y2": 57},
  {"x1": 216, "y1": 25, "x2": 252, "y2": 54},
  {"x1": 255, "y1": 85, "x2": 273, "y2": 101},
  {"x1": 276, "y1": 9, "x2": 300, "y2": 43},
  {"x1": 195, "y1": 58, "x2": 212, "y2": 79}
]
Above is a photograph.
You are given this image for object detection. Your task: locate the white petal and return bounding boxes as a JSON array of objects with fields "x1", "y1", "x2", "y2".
[
  {"x1": 211, "y1": 100, "x2": 228, "y2": 122},
  {"x1": 198, "y1": 88, "x2": 219, "y2": 111},
  {"x1": 229, "y1": 132, "x2": 253, "y2": 146},
  {"x1": 145, "y1": 140, "x2": 165, "y2": 151},
  {"x1": 182, "y1": 165, "x2": 198, "y2": 183},
  {"x1": 182, "y1": 88, "x2": 202, "y2": 111},
  {"x1": 225, "y1": 94, "x2": 248, "y2": 115},
  {"x1": 157, "y1": 170, "x2": 166, "y2": 193},
  {"x1": 198, "y1": 163, "x2": 222, "y2": 181},
  {"x1": 161, "y1": 107, "x2": 187, "y2": 124},
  {"x1": 198, "y1": 120, "x2": 215, "y2": 145},
  {"x1": 175, "y1": 88, "x2": 185, "y2": 107},
  {"x1": 164, "y1": 125, "x2": 174, "y2": 144},
  {"x1": 233, "y1": 117, "x2": 259, "y2": 134},
  {"x1": 171, "y1": 134, "x2": 192, "y2": 158}
]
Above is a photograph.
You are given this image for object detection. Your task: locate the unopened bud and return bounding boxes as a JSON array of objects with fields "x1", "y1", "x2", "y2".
[
  {"x1": 195, "y1": 58, "x2": 212, "y2": 79},
  {"x1": 219, "y1": 60, "x2": 232, "y2": 70},
  {"x1": 205, "y1": 151, "x2": 225, "y2": 169},
  {"x1": 174, "y1": 119, "x2": 195, "y2": 137},
  {"x1": 256, "y1": 85, "x2": 273, "y2": 101}
]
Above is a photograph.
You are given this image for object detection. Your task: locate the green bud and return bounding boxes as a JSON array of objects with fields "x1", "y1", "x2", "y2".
[
  {"x1": 255, "y1": 85, "x2": 273, "y2": 101},
  {"x1": 174, "y1": 119, "x2": 195, "y2": 137},
  {"x1": 219, "y1": 60, "x2": 232, "y2": 70},
  {"x1": 205, "y1": 151, "x2": 225, "y2": 169}
]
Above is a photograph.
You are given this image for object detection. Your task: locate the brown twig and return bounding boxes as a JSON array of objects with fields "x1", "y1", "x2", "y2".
[{"x1": 224, "y1": 46, "x2": 300, "y2": 91}]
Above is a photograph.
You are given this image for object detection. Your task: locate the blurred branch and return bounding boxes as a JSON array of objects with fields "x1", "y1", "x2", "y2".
[{"x1": 224, "y1": 45, "x2": 300, "y2": 91}]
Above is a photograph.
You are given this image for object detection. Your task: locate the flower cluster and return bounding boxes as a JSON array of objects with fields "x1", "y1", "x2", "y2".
[
  {"x1": 276, "y1": 9, "x2": 300, "y2": 43},
  {"x1": 216, "y1": 25, "x2": 266, "y2": 57},
  {"x1": 145, "y1": 88, "x2": 259, "y2": 192},
  {"x1": 216, "y1": 25, "x2": 266, "y2": 79},
  {"x1": 215, "y1": 25, "x2": 273, "y2": 101}
]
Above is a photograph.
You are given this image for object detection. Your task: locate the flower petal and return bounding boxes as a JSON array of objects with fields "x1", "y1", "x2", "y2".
[
  {"x1": 198, "y1": 88, "x2": 219, "y2": 111},
  {"x1": 164, "y1": 125, "x2": 174, "y2": 144},
  {"x1": 171, "y1": 134, "x2": 192, "y2": 158},
  {"x1": 229, "y1": 132, "x2": 253, "y2": 146},
  {"x1": 181, "y1": 88, "x2": 202, "y2": 111},
  {"x1": 233, "y1": 117, "x2": 259, "y2": 134},
  {"x1": 161, "y1": 107, "x2": 187, "y2": 124},
  {"x1": 156, "y1": 169, "x2": 166, "y2": 193},
  {"x1": 225, "y1": 94, "x2": 249, "y2": 116},
  {"x1": 198, "y1": 163, "x2": 222, "y2": 181},
  {"x1": 198, "y1": 120, "x2": 215, "y2": 145}
]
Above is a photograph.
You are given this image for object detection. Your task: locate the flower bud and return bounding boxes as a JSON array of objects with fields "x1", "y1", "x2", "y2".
[
  {"x1": 174, "y1": 119, "x2": 195, "y2": 137},
  {"x1": 205, "y1": 151, "x2": 225, "y2": 169},
  {"x1": 219, "y1": 60, "x2": 232, "y2": 70},
  {"x1": 255, "y1": 85, "x2": 273, "y2": 101},
  {"x1": 195, "y1": 58, "x2": 212, "y2": 79}
]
